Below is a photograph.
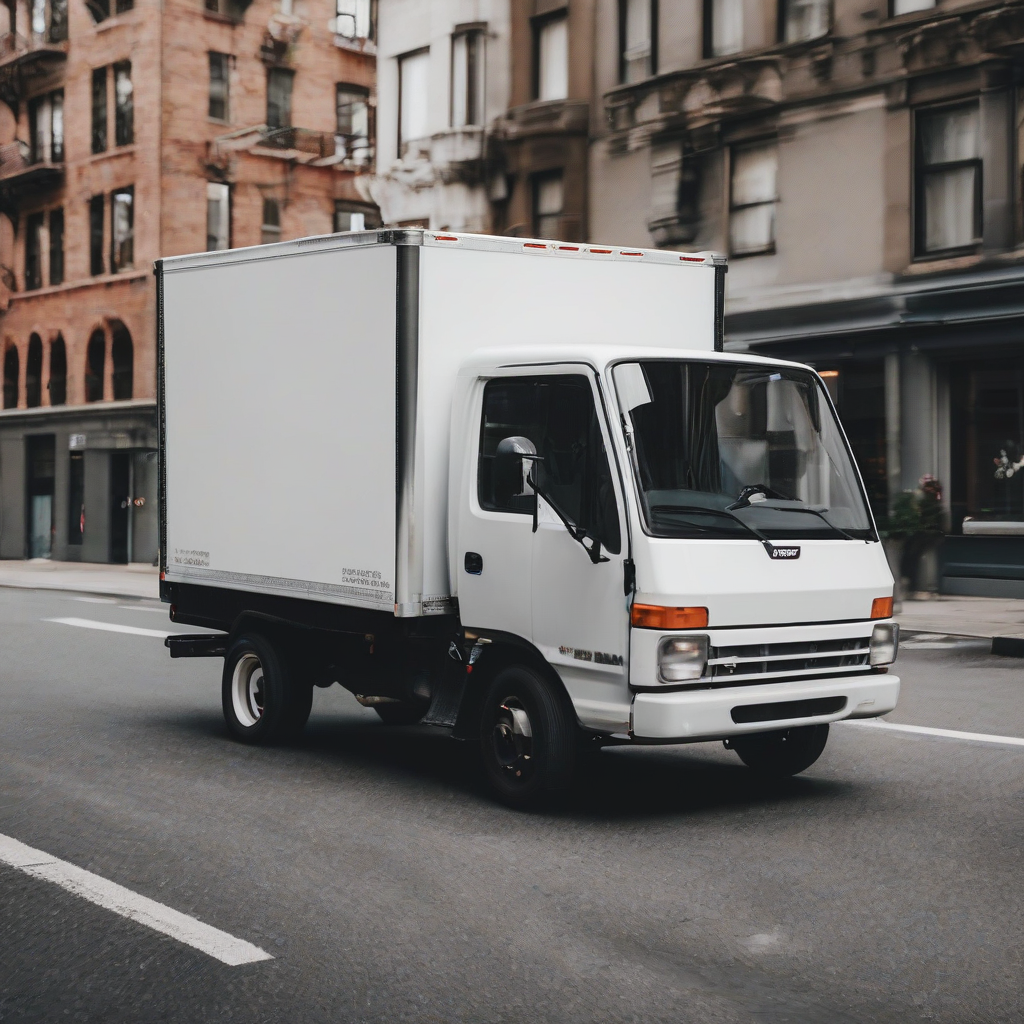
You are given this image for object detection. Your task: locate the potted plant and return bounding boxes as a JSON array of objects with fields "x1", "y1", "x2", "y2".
[{"x1": 879, "y1": 476, "x2": 946, "y2": 603}]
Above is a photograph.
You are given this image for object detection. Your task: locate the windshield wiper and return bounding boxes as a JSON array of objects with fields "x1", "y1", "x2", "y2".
[
  {"x1": 746, "y1": 503, "x2": 858, "y2": 541},
  {"x1": 649, "y1": 504, "x2": 779, "y2": 557}
]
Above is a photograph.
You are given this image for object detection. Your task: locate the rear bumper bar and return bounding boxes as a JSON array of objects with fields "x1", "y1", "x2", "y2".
[
  {"x1": 165, "y1": 633, "x2": 228, "y2": 659},
  {"x1": 631, "y1": 672, "x2": 900, "y2": 741}
]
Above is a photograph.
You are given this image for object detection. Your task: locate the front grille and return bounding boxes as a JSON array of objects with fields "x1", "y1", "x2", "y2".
[{"x1": 706, "y1": 636, "x2": 871, "y2": 686}]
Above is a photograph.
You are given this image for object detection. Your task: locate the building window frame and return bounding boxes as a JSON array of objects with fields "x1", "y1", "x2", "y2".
[
  {"x1": 703, "y1": 0, "x2": 743, "y2": 58},
  {"x1": 261, "y1": 197, "x2": 281, "y2": 245},
  {"x1": 114, "y1": 61, "x2": 133, "y2": 146},
  {"x1": 532, "y1": 170, "x2": 564, "y2": 240},
  {"x1": 207, "y1": 181, "x2": 230, "y2": 251},
  {"x1": 450, "y1": 25, "x2": 485, "y2": 128},
  {"x1": 728, "y1": 139, "x2": 779, "y2": 257},
  {"x1": 28, "y1": 89, "x2": 63, "y2": 164},
  {"x1": 335, "y1": 0, "x2": 373, "y2": 42},
  {"x1": 533, "y1": 10, "x2": 569, "y2": 102},
  {"x1": 890, "y1": 0, "x2": 936, "y2": 16},
  {"x1": 209, "y1": 52, "x2": 231, "y2": 122},
  {"x1": 24, "y1": 211, "x2": 44, "y2": 291},
  {"x1": 913, "y1": 100, "x2": 982, "y2": 259},
  {"x1": 91, "y1": 66, "x2": 107, "y2": 154},
  {"x1": 48, "y1": 207, "x2": 63, "y2": 286},
  {"x1": 110, "y1": 186, "x2": 134, "y2": 272},
  {"x1": 89, "y1": 195, "x2": 104, "y2": 275},
  {"x1": 266, "y1": 66, "x2": 294, "y2": 130},
  {"x1": 778, "y1": 0, "x2": 831, "y2": 43},
  {"x1": 398, "y1": 47, "x2": 430, "y2": 156},
  {"x1": 336, "y1": 83, "x2": 372, "y2": 163},
  {"x1": 618, "y1": 0, "x2": 657, "y2": 84}
]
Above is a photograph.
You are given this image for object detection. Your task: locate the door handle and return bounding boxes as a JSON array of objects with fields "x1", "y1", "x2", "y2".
[{"x1": 464, "y1": 551, "x2": 483, "y2": 575}]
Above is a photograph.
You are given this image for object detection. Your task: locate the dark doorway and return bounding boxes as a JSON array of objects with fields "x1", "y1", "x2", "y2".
[
  {"x1": 25, "y1": 334, "x2": 42, "y2": 407},
  {"x1": 85, "y1": 329, "x2": 105, "y2": 402},
  {"x1": 68, "y1": 450, "x2": 84, "y2": 546},
  {"x1": 110, "y1": 452, "x2": 130, "y2": 563},
  {"x1": 26, "y1": 435, "x2": 55, "y2": 558}
]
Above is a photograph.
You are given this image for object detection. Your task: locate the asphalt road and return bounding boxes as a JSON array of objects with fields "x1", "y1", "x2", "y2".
[{"x1": 1, "y1": 587, "x2": 1023, "y2": 1023}]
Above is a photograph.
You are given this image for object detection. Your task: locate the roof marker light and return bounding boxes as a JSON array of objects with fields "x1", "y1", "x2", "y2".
[
  {"x1": 524, "y1": 242, "x2": 547, "y2": 250},
  {"x1": 434, "y1": 234, "x2": 459, "y2": 242},
  {"x1": 679, "y1": 255, "x2": 705, "y2": 262},
  {"x1": 558, "y1": 245, "x2": 580, "y2": 251},
  {"x1": 589, "y1": 248, "x2": 613, "y2": 254},
  {"x1": 620, "y1": 251, "x2": 643, "y2": 257}
]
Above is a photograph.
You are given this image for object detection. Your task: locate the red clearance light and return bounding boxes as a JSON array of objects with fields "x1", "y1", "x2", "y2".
[
  {"x1": 524, "y1": 242, "x2": 547, "y2": 249},
  {"x1": 159, "y1": 571, "x2": 165, "y2": 580},
  {"x1": 631, "y1": 604, "x2": 709, "y2": 630},
  {"x1": 558, "y1": 245, "x2": 580, "y2": 251},
  {"x1": 679, "y1": 255, "x2": 705, "y2": 262},
  {"x1": 871, "y1": 597, "x2": 894, "y2": 619},
  {"x1": 620, "y1": 251, "x2": 643, "y2": 257},
  {"x1": 434, "y1": 234, "x2": 459, "y2": 242},
  {"x1": 589, "y1": 248, "x2": 613, "y2": 254}
]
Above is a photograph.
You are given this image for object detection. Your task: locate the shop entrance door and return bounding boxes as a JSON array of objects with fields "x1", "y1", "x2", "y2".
[
  {"x1": 26, "y1": 435, "x2": 55, "y2": 559},
  {"x1": 110, "y1": 452, "x2": 130, "y2": 564}
]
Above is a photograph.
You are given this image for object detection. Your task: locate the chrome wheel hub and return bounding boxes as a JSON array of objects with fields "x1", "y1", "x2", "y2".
[{"x1": 231, "y1": 653, "x2": 265, "y2": 728}]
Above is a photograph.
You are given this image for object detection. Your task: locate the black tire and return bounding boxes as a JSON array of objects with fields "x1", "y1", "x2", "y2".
[
  {"x1": 373, "y1": 702, "x2": 426, "y2": 726},
  {"x1": 729, "y1": 724, "x2": 829, "y2": 778},
  {"x1": 222, "y1": 633, "x2": 313, "y2": 745},
  {"x1": 479, "y1": 664, "x2": 577, "y2": 810}
]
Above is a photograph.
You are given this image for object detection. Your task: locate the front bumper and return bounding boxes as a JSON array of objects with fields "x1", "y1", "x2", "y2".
[{"x1": 630, "y1": 671, "x2": 900, "y2": 741}]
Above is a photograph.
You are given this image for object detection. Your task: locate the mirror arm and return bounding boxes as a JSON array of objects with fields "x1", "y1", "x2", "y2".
[{"x1": 528, "y1": 469, "x2": 609, "y2": 564}]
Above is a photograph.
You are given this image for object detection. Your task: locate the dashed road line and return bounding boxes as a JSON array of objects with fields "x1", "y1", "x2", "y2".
[
  {"x1": 44, "y1": 616, "x2": 173, "y2": 638},
  {"x1": 0, "y1": 832, "x2": 272, "y2": 966},
  {"x1": 842, "y1": 719, "x2": 1024, "y2": 748}
]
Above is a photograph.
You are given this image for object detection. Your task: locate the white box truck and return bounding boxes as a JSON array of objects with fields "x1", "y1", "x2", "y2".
[{"x1": 158, "y1": 229, "x2": 900, "y2": 808}]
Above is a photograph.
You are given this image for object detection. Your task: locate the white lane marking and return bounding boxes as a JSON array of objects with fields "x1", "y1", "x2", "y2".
[
  {"x1": 842, "y1": 719, "x2": 1024, "y2": 748},
  {"x1": 0, "y1": 832, "x2": 272, "y2": 966},
  {"x1": 118, "y1": 605, "x2": 170, "y2": 615},
  {"x1": 45, "y1": 617, "x2": 172, "y2": 639}
]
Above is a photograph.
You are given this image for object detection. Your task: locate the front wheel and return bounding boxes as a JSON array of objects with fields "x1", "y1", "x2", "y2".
[
  {"x1": 728, "y1": 724, "x2": 829, "y2": 777},
  {"x1": 479, "y1": 664, "x2": 577, "y2": 810},
  {"x1": 222, "y1": 633, "x2": 313, "y2": 745}
]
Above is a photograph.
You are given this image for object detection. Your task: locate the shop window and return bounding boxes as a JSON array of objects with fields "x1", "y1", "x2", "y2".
[
  {"x1": 110, "y1": 187, "x2": 134, "y2": 271},
  {"x1": 619, "y1": 0, "x2": 656, "y2": 84},
  {"x1": 114, "y1": 62, "x2": 133, "y2": 146},
  {"x1": 111, "y1": 323, "x2": 133, "y2": 401},
  {"x1": 25, "y1": 334, "x2": 42, "y2": 408},
  {"x1": 534, "y1": 12, "x2": 568, "y2": 101},
  {"x1": 48, "y1": 334, "x2": 66, "y2": 406},
  {"x1": 335, "y1": 0, "x2": 371, "y2": 41},
  {"x1": 266, "y1": 67, "x2": 293, "y2": 129},
  {"x1": 533, "y1": 172, "x2": 563, "y2": 240},
  {"x1": 892, "y1": 0, "x2": 934, "y2": 14},
  {"x1": 730, "y1": 141, "x2": 778, "y2": 256},
  {"x1": 336, "y1": 84, "x2": 371, "y2": 163},
  {"x1": 24, "y1": 212, "x2": 43, "y2": 291},
  {"x1": 398, "y1": 48, "x2": 429, "y2": 154},
  {"x1": 68, "y1": 450, "x2": 84, "y2": 545},
  {"x1": 781, "y1": 0, "x2": 829, "y2": 42},
  {"x1": 915, "y1": 103, "x2": 981, "y2": 257},
  {"x1": 48, "y1": 208, "x2": 63, "y2": 286},
  {"x1": 209, "y1": 53, "x2": 230, "y2": 121},
  {"x1": 2, "y1": 344, "x2": 17, "y2": 409},
  {"x1": 261, "y1": 198, "x2": 281, "y2": 244},
  {"x1": 89, "y1": 195, "x2": 104, "y2": 275},
  {"x1": 28, "y1": 89, "x2": 63, "y2": 163},
  {"x1": 85, "y1": 330, "x2": 105, "y2": 402},
  {"x1": 451, "y1": 28, "x2": 484, "y2": 127},
  {"x1": 91, "y1": 68, "x2": 107, "y2": 154},
  {"x1": 704, "y1": 0, "x2": 743, "y2": 57},
  {"x1": 207, "y1": 182, "x2": 230, "y2": 250}
]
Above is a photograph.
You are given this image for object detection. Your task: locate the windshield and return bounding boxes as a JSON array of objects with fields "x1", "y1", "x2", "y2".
[{"x1": 613, "y1": 360, "x2": 874, "y2": 541}]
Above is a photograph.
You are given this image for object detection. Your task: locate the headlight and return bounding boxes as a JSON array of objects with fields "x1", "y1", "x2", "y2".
[
  {"x1": 870, "y1": 622, "x2": 899, "y2": 666},
  {"x1": 657, "y1": 635, "x2": 709, "y2": 683}
]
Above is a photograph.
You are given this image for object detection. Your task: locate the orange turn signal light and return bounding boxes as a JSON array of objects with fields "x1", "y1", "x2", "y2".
[
  {"x1": 631, "y1": 604, "x2": 709, "y2": 630},
  {"x1": 871, "y1": 597, "x2": 894, "y2": 619}
]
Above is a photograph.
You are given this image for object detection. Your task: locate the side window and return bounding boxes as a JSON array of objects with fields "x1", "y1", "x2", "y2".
[{"x1": 478, "y1": 375, "x2": 621, "y2": 554}]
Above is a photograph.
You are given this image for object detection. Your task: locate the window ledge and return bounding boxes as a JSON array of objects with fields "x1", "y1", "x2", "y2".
[
  {"x1": 904, "y1": 251, "x2": 983, "y2": 275},
  {"x1": 10, "y1": 268, "x2": 148, "y2": 302},
  {"x1": 86, "y1": 144, "x2": 135, "y2": 164},
  {"x1": 94, "y1": 9, "x2": 141, "y2": 32},
  {"x1": 203, "y1": 10, "x2": 244, "y2": 25}
]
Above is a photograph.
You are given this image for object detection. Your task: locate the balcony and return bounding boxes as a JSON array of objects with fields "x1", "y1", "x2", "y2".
[
  {"x1": 0, "y1": 140, "x2": 63, "y2": 207},
  {"x1": 0, "y1": 32, "x2": 68, "y2": 105},
  {"x1": 210, "y1": 125, "x2": 372, "y2": 169},
  {"x1": 495, "y1": 100, "x2": 589, "y2": 142}
]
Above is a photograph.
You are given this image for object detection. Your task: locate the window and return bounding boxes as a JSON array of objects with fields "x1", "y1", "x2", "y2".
[
  {"x1": 2, "y1": 345, "x2": 17, "y2": 409},
  {"x1": 534, "y1": 13, "x2": 568, "y2": 101},
  {"x1": 398, "y1": 49, "x2": 429, "y2": 154},
  {"x1": 451, "y1": 28, "x2": 484, "y2": 127},
  {"x1": 49, "y1": 0, "x2": 68, "y2": 40},
  {"x1": 91, "y1": 67, "x2": 107, "y2": 154},
  {"x1": 87, "y1": 0, "x2": 132, "y2": 20},
  {"x1": 781, "y1": 0, "x2": 829, "y2": 43},
  {"x1": 730, "y1": 142, "x2": 778, "y2": 256},
  {"x1": 336, "y1": 84, "x2": 371, "y2": 162},
  {"x1": 114, "y1": 62, "x2": 133, "y2": 146},
  {"x1": 209, "y1": 53, "x2": 230, "y2": 121},
  {"x1": 48, "y1": 208, "x2": 63, "y2": 286},
  {"x1": 89, "y1": 195, "x2": 104, "y2": 275},
  {"x1": 335, "y1": 0, "x2": 371, "y2": 40},
  {"x1": 266, "y1": 67, "x2": 293, "y2": 129},
  {"x1": 49, "y1": 334, "x2": 66, "y2": 406},
  {"x1": 915, "y1": 103, "x2": 981, "y2": 256},
  {"x1": 892, "y1": 0, "x2": 934, "y2": 14},
  {"x1": 25, "y1": 334, "x2": 42, "y2": 408},
  {"x1": 533, "y1": 172, "x2": 563, "y2": 239},
  {"x1": 68, "y1": 450, "x2": 84, "y2": 545},
  {"x1": 111, "y1": 323, "x2": 133, "y2": 401},
  {"x1": 207, "y1": 182, "x2": 230, "y2": 250},
  {"x1": 334, "y1": 201, "x2": 379, "y2": 232},
  {"x1": 261, "y1": 197, "x2": 281, "y2": 244},
  {"x1": 110, "y1": 187, "x2": 133, "y2": 271},
  {"x1": 619, "y1": 0, "x2": 656, "y2": 84},
  {"x1": 28, "y1": 90, "x2": 62, "y2": 163},
  {"x1": 204, "y1": 0, "x2": 247, "y2": 18},
  {"x1": 477, "y1": 375, "x2": 620, "y2": 554},
  {"x1": 25, "y1": 212, "x2": 44, "y2": 291},
  {"x1": 704, "y1": 0, "x2": 743, "y2": 57},
  {"x1": 85, "y1": 329, "x2": 104, "y2": 402}
]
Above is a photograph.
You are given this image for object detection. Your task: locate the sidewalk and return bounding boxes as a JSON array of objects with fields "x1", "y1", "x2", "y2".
[
  {"x1": 0, "y1": 560, "x2": 159, "y2": 600},
  {"x1": 897, "y1": 595, "x2": 1024, "y2": 640}
]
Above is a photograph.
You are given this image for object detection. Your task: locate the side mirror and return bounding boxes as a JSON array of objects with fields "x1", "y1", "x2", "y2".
[{"x1": 494, "y1": 436, "x2": 539, "y2": 507}]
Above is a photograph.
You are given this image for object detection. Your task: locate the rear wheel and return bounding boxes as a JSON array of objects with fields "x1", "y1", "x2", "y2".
[
  {"x1": 222, "y1": 633, "x2": 312, "y2": 745},
  {"x1": 479, "y1": 664, "x2": 577, "y2": 810},
  {"x1": 729, "y1": 724, "x2": 829, "y2": 777}
]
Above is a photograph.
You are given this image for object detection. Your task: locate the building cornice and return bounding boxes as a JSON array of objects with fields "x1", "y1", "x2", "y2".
[{"x1": 0, "y1": 398, "x2": 155, "y2": 423}]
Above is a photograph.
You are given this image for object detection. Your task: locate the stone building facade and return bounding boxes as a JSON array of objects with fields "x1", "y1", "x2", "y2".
[{"x1": 0, "y1": 0, "x2": 376, "y2": 563}]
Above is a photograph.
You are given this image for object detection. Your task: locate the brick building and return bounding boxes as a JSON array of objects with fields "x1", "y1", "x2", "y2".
[{"x1": 0, "y1": 0, "x2": 376, "y2": 563}]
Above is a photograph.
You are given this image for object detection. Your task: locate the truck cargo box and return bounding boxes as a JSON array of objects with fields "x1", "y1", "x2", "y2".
[{"x1": 158, "y1": 229, "x2": 722, "y2": 619}]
